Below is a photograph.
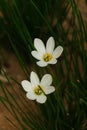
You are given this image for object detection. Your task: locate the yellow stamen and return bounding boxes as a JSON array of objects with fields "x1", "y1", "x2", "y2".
[
  {"x1": 34, "y1": 86, "x2": 43, "y2": 95},
  {"x1": 43, "y1": 53, "x2": 52, "y2": 62}
]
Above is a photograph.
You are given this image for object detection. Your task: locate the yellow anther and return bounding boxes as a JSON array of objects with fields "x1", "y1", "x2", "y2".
[
  {"x1": 34, "y1": 86, "x2": 43, "y2": 95},
  {"x1": 43, "y1": 53, "x2": 52, "y2": 62}
]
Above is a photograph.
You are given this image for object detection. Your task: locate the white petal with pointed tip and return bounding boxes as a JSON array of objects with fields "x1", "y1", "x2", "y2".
[
  {"x1": 43, "y1": 86, "x2": 55, "y2": 95},
  {"x1": 46, "y1": 37, "x2": 55, "y2": 53},
  {"x1": 21, "y1": 80, "x2": 32, "y2": 92},
  {"x1": 30, "y1": 71, "x2": 39, "y2": 86},
  {"x1": 34, "y1": 38, "x2": 45, "y2": 54},
  {"x1": 48, "y1": 58, "x2": 57, "y2": 64},
  {"x1": 31, "y1": 51, "x2": 42, "y2": 60},
  {"x1": 41, "y1": 74, "x2": 52, "y2": 87},
  {"x1": 36, "y1": 61, "x2": 48, "y2": 67},
  {"x1": 26, "y1": 92, "x2": 36, "y2": 100},
  {"x1": 53, "y1": 46, "x2": 63, "y2": 58},
  {"x1": 36, "y1": 94, "x2": 47, "y2": 103}
]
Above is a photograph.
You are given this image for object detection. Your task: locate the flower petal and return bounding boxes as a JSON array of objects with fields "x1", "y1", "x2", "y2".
[
  {"x1": 48, "y1": 58, "x2": 57, "y2": 64},
  {"x1": 34, "y1": 38, "x2": 46, "y2": 54},
  {"x1": 36, "y1": 94, "x2": 47, "y2": 103},
  {"x1": 36, "y1": 61, "x2": 48, "y2": 67},
  {"x1": 44, "y1": 86, "x2": 55, "y2": 95},
  {"x1": 53, "y1": 46, "x2": 63, "y2": 58},
  {"x1": 21, "y1": 80, "x2": 32, "y2": 92},
  {"x1": 26, "y1": 92, "x2": 36, "y2": 100},
  {"x1": 46, "y1": 37, "x2": 55, "y2": 53},
  {"x1": 31, "y1": 51, "x2": 42, "y2": 60},
  {"x1": 41, "y1": 74, "x2": 52, "y2": 87},
  {"x1": 30, "y1": 71, "x2": 39, "y2": 86}
]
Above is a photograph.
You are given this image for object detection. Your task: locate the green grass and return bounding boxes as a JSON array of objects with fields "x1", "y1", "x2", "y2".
[{"x1": 0, "y1": 0, "x2": 87, "y2": 129}]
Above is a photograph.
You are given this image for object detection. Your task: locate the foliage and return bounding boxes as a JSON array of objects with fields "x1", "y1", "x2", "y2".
[{"x1": 0, "y1": 0, "x2": 87, "y2": 130}]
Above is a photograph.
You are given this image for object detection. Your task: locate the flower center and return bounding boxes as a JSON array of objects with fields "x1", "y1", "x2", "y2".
[
  {"x1": 34, "y1": 86, "x2": 43, "y2": 95},
  {"x1": 43, "y1": 53, "x2": 52, "y2": 62}
]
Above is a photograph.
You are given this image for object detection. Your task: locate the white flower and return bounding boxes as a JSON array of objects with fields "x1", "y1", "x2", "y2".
[
  {"x1": 31, "y1": 37, "x2": 63, "y2": 67},
  {"x1": 21, "y1": 71, "x2": 55, "y2": 104}
]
